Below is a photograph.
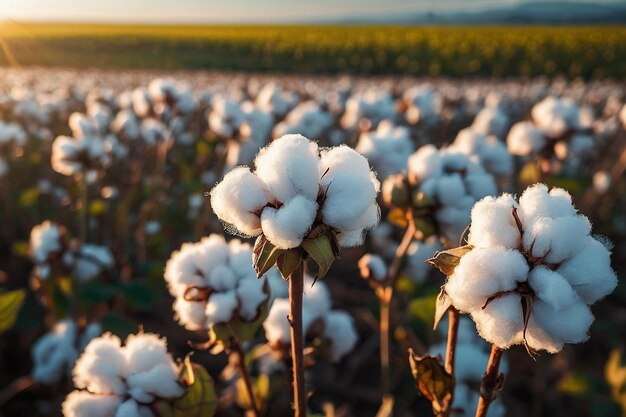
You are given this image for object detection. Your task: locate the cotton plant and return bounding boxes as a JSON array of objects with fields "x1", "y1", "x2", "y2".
[
  {"x1": 340, "y1": 89, "x2": 397, "y2": 132},
  {"x1": 401, "y1": 85, "x2": 443, "y2": 128},
  {"x1": 426, "y1": 183, "x2": 617, "y2": 417},
  {"x1": 449, "y1": 127, "x2": 513, "y2": 179},
  {"x1": 31, "y1": 320, "x2": 101, "y2": 385},
  {"x1": 0, "y1": 120, "x2": 27, "y2": 177},
  {"x1": 210, "y1": 133, "x2": 379, "y2": 417},
  {"x1": 471, "y1": 105, "x2": 508, "y2": 138},
  {"x1": 62, "y1": 332, "x2": 187, "y2": 417},
  {"x1": 273, "y1": 100, "x2": 333, "y2": 142},
  {"x1": 355, "y1": 120, "x2": 414, "y2": 180},
  {"x1": 255, "y1": 82, "x2": 299, "y2": 119}
]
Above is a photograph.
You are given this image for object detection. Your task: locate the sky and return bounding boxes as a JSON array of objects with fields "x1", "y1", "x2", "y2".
[{"x1": 0, "y1": 0, "x2": 622, "y2": 23}]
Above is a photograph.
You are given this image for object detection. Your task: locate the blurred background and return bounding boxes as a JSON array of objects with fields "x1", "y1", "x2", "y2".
[{"x1": 0, "y1": 1, "x2": 625, "y2": 417}]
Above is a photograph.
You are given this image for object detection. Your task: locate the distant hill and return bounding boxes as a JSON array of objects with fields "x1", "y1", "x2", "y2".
[{"x1": 334, "y1": 2, "x2": 626, "y2": 24}]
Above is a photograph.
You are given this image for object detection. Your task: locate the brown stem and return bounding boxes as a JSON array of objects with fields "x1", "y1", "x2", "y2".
[
  {"x1": 444, "y1": 308, "x2": 460, "y2": 376},
  {"x1": 386, "y1": 221, "x2": 416, "y2": 288},
  {"x1": 379, "y1": 294, "x2": 391, "y2": 395},
  {"x1": 231, "y1": 338, "x2": 261, "y2": 417},
  {"x1": 475, "y1": 345, "x2": 504, "y2": 417},
  {"x1": 0, "y1": 376, "x2": 35, "y2": 406},
  {"x1": 288, "y1": 263, "x2": 306, "y2": 417}
]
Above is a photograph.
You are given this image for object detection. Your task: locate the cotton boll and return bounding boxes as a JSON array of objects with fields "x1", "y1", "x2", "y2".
[
  {"x1": 254, "y1": 134, "x2": 320, "y2": 203},
  {"x1": 72, "y1": 244, "x2": 114, "y2": 282},
  {"x1": 126, "y1": 363, "x2": 184, "y2": 402},
  {"x1": 336, "y1": 228, "x2": 366, "y2": 248},
  {"x1": 468, "y1": 194, "x2": 520, "y2": 249},
  {"x1": 472, "y1": 106, "x2": 508, "y2": 138},
  {"x1": 435, "y1": 206, "x2": 470, "y2": 245},
  {"x1": 522, "y1": 215, "x2": 591, "y2": 264},
  {"x1": 228, "y1": 240, "x2": 253, "y2": 278},
  {"x1": 405, "y1": 237, "x2": 443, "y2": 283},
  {"x1": 173, "y1": 297, "x2": 206, "y2": 331},
  {"x1": 207, "y1": 264, "x2": 237, "y2": 292},
  {"x1": 318, "y1": 145, "x2": 372, "y2": 183},
  {"x1": 123, "y1": 333, "x2": 173, "y2": 377},
  {"x1": 506, "y1": 121, "x2": 546, "y2": 156},
  {"x1": 532, "y1": 299, "x2": 593, "y2": 344},
  {"x1": 528, "y1": 266, "x2": 577, "y2": 310},
  {"x1": 236, "y1": 277, "x2": 268, "y2": 320},
  {"x1": 32, "y1": 320, "x2": 78, "y2": 384},
  {"x1": 472, "y1": 294, "x2": 524, "y2": 349},
  {"x1": 62, "y1": 391, "x2": 122, "y2": 417},
  {"x1": 408, "y1": 145, "x2": 442, "y2": 182},
  {"x1": 446, "y1": 248, "x2": 529, "y2": 312},
  {"x1": 593, "y1": 171, "x2": 611, "y2": 194},
  {"x1": 557, "y1": 237, "x2": 618, "y2": 304},
  {"x1": 164, "y1": 246, "x2": 206, "y2": 297},
  {"x1": 464, "y1": 173, "x2": 498, "y2": 200},
  {"x1": 113, "y1": 399, "x2": 151, "y2": 417},
  {"x1": 322, "y1": 173, "x2": 377, "y2": 232},
  {"x1": 80, "y1": 322, "x2": 103, "y2": 350},
  {"x1": 194, "y1": 235, "x2": 231, "y2": 278},
  {"x1": 524, "y1": 315, "x2": 564, "y2": 353},
  {"x1": 264, "y1": 299, "x2": 293, "y2": 344},
  {"x1": 303, "y1": 278, "x2": 332, "y2": 321},
  {"x1": 261, "y1": 196, "x2": 318, "y2": 249},
  {"x1": 358, "y1": 254, "x2": 388, "y2": 282},
  {"x1": 435, "y1": 174, "x2": 466, "y2": 206},
  {"x1": 205, "y1": 291, "x2": 239, "y2": 326},
  {"x1": 29, "y1": 220, "x2": 62, "y2": 264},
  {"x1": 517, "y1": 184, "x2": 576, "y2": 226},
  {"x1": 73, "y1": 334, "x2": 126, "y2": 395},
  {"x1": 210, "y1": 167, "x2": 270, "y2": 237},
  {"x1": 323, "y1": 310, "x2": 358, "y2": 362}
]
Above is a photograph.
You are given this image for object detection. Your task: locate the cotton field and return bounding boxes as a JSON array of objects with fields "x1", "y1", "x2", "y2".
[{"x1": 0, "y1": 67, "x2": 625, "y2": 417}]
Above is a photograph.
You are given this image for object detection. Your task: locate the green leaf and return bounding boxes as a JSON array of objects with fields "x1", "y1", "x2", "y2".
[
  {"x1": 408, "y1": 293, "x2": 437, "y2": 326},
  {"x1": 0, "y1": 289, "x2": 26, "y2": 333},
  {"x1": 121, "y1": 281, "x2": 157, "y2": 310},
  {"x1": 412, "y1": 216, "x2": 436, "y2": 240},
  {"x1": 101, "y1": 311, "x2": 137, "y2": 338},
  {"x1": 173, "y1": 357, "x2": 218, "y2": 417},
  {"x1": 80, "y1": 281, "x2": 117, "y2": 306},
  {"x1": 387, "y1": 207, "x2": 409, "y2": 228},
  {"x1": 408, "y1": 350, "x2": 454, "y2": 414},
  {"x1": 253, "y1": 236, "x2": 283, "y2": 278},
  {"x1": 301, "y1": 233, "x2": 337, "y2": 279},
  {"x1": 276, "y1": 248, "x2": 302, "y2": 280},
  {"x1": 433, "y1": 289, "x2": 452, "y2": 331},
  {"x1": 11, "y1": 241, "x2": 29, "y2": 258},
  {"x1": 427, "y1": 245, "x2": 474, "y2": 276}
]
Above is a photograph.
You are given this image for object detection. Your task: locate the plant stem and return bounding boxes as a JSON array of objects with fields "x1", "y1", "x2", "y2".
[
  {"x1": 231, "y1": 338, "x2": 260, "y2": 417},
  {"x1": 0, "y1": 376, "x2": 35, "y2": 406},
  {"x1": 475, "y1": 344, "x2": 504, "y2": 417},
  {"x1": 444, "y1": 308, "x2": 460, "y2": 375},
  {"x1": 79, "y1": 176, "x2": 88, "y2": 243},
  {"x1": 288, "y1": 263, "x2": 306, "y2": 417},
  {"x1": 380, "y1": 294, "x2": 391, "y2": 395}
]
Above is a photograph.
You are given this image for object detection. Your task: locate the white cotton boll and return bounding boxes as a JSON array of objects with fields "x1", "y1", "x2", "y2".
[
  {"x1": 405, "y1": 237, "x2": 443, "y2": 283},
  {"x1": 347, "y1": 202, "x2": 381, "y2": 233},
  {"x1": 62, "y1": 391, "x2": 122, "y2": 417},
  {"x1": 264, "y1": 299, "x2": 292, "y2": 344},
  {"x1": 172, "y1": 297, "x2": 207, "y2": 331},
  {"x1": 517, "y1": 184, "x2": 576, "y2": 226},
  {"x1": 32, "y1": 320, "x2": 78, "y2": 384},
  {"x1": 355, "y1": 121, "x2": 413, "y2": 180},
  {"x1": 472, "y1": 294, "x2": 524, "y2": 349},
  {"x1": 72, "y1": 244, "x2": 114, "y2": 282},
  {"x1": 73, "y1": 334, "x2": 126, "y2": 395},
  {"x1": 435, "y1": 174, "x2": 466, "y2": 206},
  {"x1": 228, "y1": 241, "x2": 254, "y2": 279},
  {"x1": 472, "y1": 107, "x2": 508, "y2": 137},
  {"x1": 532, "y1": 299, "x2": 593, "y2": 345},
  {"x1": 261, "y1": 196, "x2": 318, "y2": 249},
  {"x1": 358, "y1": 254, "x2": 388, "y2": 282},
  {"x1": 126, "y1": 363, "x2": 184, "y2": 402},
  {"x1": 205, "y1": 291, "x2": 239, "y2": 326},
  {"x1": 506, "y1": 121, "x2": 546, "y2": 156},
  {"x1": 254, "y1": 134, "x2": 320, "y2": 203},
  {"x1": 522, "y1": 215, "x2": 591, "y2": 264},
  {"x1": 408, "y1": 145, "x2": 442, "y2": 181},
  {"x1": 210, "y1": 167, "x2": 270, "y2": 237},
  {"x1": 207, "y1": 264, "x2": 237, "y2": 292},
  {"x1": 318, "y1": 145, "x2": 372, "y2": 182},
  {"x1": 532, "y1": 96, "x2": 579, "y2": 138},
  {"x1": 593, "y1": 171, "x2": 611, "y2": 194},
  {"x1": 193, "y1": 235, "x2": 231, "y2": 277},
  {"x1": 468, "y1": 194, "x2": 520, "y2": 249},
  {"x1": 164, "y1": 246, "x2": 206, "y2": 298},
  {"x1": 113, "y1": 399, "x2": 151, "y2": 417},
  {"x1": 524, "y1": 315, "x2": 564, "y2": 353},
  {"x1": 321, "y1": 173, "x2": 377, "y2": 232},
  {"x1": 464, "y1": 173, "x2": 497, "y2": 200},
  {"x1": 557, "y1": 237, "x2": 618, "y2": 304},
  {"x1": 122, "y1": 333, "x2": 173, "y2": 377},
  {"x1": 446, "y1": 248, "x2": 529, "y2": 312},
  {"x1": 528, "y1": 267, "x2": 577, "y2": 311},
  {"x1": 435, "y1": 206, "x2": 470, "y2": 245},
  {"x1": 80, "y1": 322, "x2": 103, "y2": 350},
  {"x1": 323, "y1": 310, "x2": 358, "y2": 362},
  {"x1": 236, "y1": 277, "x2": 268, "y2": 320},
  {"x1": 267, "y1": 270, "x2": 288, "y2": 299},
  {"x1": 336, "y1": 229, "x2": 366, "y2": 248},
  {"x1": 29, "y1": 220, "x2": 62, "y2": 264},
  {"x1": 303, "y1": 278, "x2": 332, "y2": 321}
]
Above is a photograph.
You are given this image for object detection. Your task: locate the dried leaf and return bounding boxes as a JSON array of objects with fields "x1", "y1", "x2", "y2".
[
  {"x1": 387, "y1": 207, "x2": 409, "y2": 227},
  {"x1": 408, "y1": 350, "x2": 454, "y2": 414},
  {"x1": 433, "y1": 289, "x2": 452, "y2": 331},
  {"x1": 427, "y1": 245, "x2": 473, "y2": 276},
  {"x1": 253, "y1": 236, "x2": 283, "y2": 278}
]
